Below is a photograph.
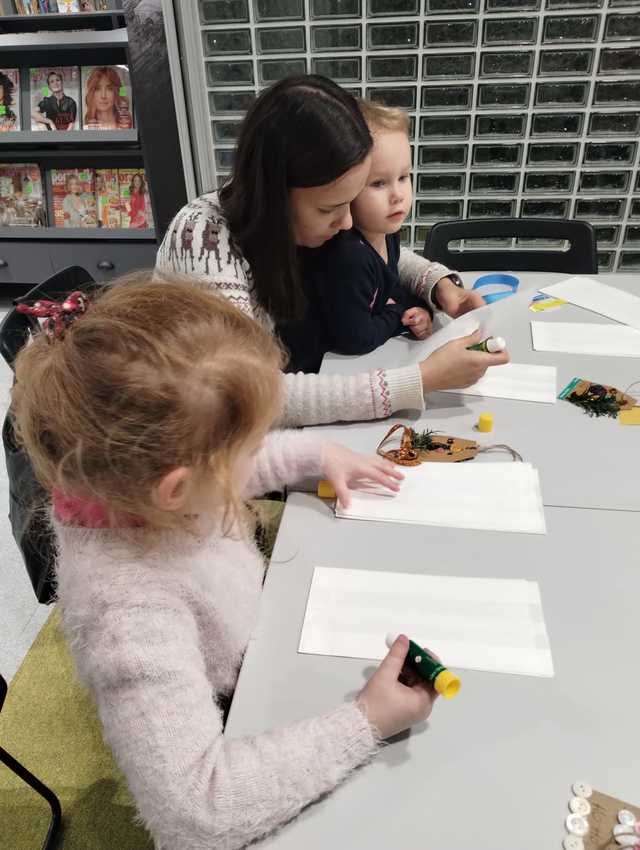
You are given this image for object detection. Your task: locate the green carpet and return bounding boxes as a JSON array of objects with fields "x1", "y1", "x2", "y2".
[{"x1": 0, "y1": 608, "x2": 153, "y2": 850}]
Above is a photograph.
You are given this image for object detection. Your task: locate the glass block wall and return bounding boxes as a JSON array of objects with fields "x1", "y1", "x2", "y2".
[{"x1": 180, "y1": 0, "x2": 640, "y2": 272}]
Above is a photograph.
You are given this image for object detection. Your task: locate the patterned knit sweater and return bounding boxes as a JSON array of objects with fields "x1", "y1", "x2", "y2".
[
  {"x1": 156, "y1": 191, "x2": 458, "y2": 427},
  {"x1": 55, "y1": 431, "x2": 380, "y2": 850}
]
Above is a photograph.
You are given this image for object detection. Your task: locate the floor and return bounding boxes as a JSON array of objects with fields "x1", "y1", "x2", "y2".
[{"x1": 0, "y1": 300, "x2": 51, "y2": 684}]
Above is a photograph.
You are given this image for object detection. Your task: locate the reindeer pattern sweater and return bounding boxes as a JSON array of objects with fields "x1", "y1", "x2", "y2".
[
  {"x1": 55, "y1": 431, "x2": 380, "y2": 850},
  {"x1": 156, "y1": 191, "x2": 459, "y2": 426}
]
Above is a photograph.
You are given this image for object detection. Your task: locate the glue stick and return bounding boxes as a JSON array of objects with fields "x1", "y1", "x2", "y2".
[
  {"x1": 467, "y1": 336, "x2": 506, "y2": 354},
  {"x1": 385, "y1": 633, "x2": 461, "y2": 699}
]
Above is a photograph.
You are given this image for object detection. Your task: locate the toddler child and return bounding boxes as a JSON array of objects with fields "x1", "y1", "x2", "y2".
[
  {"x1": 11, "y1": 273, "x2": 437, "y2": 850},
  {"x1": 285, "y1": 100, "x2": 462, "y2": 372}
]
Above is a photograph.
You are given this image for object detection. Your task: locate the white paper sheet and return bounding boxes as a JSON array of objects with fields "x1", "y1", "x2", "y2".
[
  {"x1": 531, "y1": 321, "x2": 640, "y2": 358},
  {"x1": 336, "y1": 462, "x2": 547, "y2": 535},
  {"x1": 540, "y1": 276, "x2": 640, "y2": 331},
  {"x1": 299, "y1": 567, "x2": 554, "y2": 677},
  {"x1": 441, "y1": 362, "x2": 557, "y2": 403}
]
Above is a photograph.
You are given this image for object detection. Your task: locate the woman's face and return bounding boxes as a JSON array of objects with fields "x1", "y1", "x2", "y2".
[
  {"x1": 289, "y1": 155, "x2": 371, "y2": 249},
  {"x1": 69, "y1": 178, "x2": 80, "y2": 195},
  {"x1": 133, "y1": 175, "x2": 142, "y2": 190},
  {"x1": 95, "y1": 76, "x2": 116, "y2": 112}
]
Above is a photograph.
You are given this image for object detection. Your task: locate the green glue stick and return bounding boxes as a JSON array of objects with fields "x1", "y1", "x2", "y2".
[
  {"x1": 467, "y1": 336, "x2": 506, "y2": 354},
  {"x1": 386, "y1": 633, "x2": 461, "y2": 699}
]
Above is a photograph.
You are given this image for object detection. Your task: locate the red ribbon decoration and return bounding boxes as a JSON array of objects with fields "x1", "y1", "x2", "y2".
[{"x1": 16, "y1": 291, "x2": 89, "y2": 341}]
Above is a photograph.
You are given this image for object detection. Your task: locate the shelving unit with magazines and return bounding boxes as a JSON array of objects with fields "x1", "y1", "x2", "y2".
[{"x1": 0, "y1": 0, "x2": 157, "y2": 289}]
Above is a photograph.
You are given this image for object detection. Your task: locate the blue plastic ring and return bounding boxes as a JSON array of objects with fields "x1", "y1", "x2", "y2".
[{"x1": 471, "y1": 273, "x2": 520, "y2": 304}]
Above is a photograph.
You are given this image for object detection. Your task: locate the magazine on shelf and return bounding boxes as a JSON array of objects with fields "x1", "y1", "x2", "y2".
[
  {"x1": 95, "y1": 168, "x2": 121, "y2": 228},
  {"x1": 30, "y1": 66, "x2": 80, "y2": 131},
  {"x1": 57, "y1": 0, "x2": 81, "y2": 12},
  {"x1": 51, "y1": 168, "x2": 96, "y2": 228},
  {"x1": 0, "y1": 164, "x2": 47, "y2": 227},
  {"x1": 119, "y1": 169, "x2": 153, "y2": 229},
  {"x1": 0, "y1": 69, "x2": 20, "y2": 132},
  {"x1": 81, "y1": 65, "x2": 133, "y2": 130}
]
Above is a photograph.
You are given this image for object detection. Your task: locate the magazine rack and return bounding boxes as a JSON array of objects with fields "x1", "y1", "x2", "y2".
[{"x1": 0, "y1": 1, "x2": 158, "y2": 290}]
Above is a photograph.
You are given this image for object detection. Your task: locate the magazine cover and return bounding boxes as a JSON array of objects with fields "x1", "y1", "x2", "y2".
[
  {"x1": 119, "y1": 169, "x2": 153, "y2": 229},
  {"x1": 81, "y1": 65, "x2": 133, "y2": 130},
  {"x1": 0, "y1": 164, "x2": 46, "y2": 227},
  {"x1": 95, "y1": 168, "x2": 120, "y2": 228},
  {"x1": 30, "y1": 66, "x2": 80, "y2": 131},
  {"x1": 0, "y1": 69, "x2": 20, "y2": 132},
  {"x1": 57, "y1": 1, "x2": 81, "y2": 12},
  {"x1": 51, "y1": 168, "x2": 96, "y2": 228}
]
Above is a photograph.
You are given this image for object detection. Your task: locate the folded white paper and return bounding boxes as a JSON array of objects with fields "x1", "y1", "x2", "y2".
[
  {"x1": 336, "y1": 462, "x2": 546, "y2": 535},
  {"x1": 531, "y1": 321, "x2": 640, "y2": 358},
  {"x1": 540, "y1": 277, "x2": 640, "y2": 331},
  {"x1": 299, "y1": 567, "x2": 554, "y2": 677},
  {"x1": 441, "y1": 362, "x2": 557, "y2": 403}
]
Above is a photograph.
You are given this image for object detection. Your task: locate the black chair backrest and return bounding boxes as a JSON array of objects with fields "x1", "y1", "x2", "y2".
[
  {"x1": 0, "y1": 265, "x2": 99, "y2": 371},
  {"x1": 424, "y1": 218, "x2": 598, "y2": 274},
  {"x1": 1, "y1": 266, "x2": 97, "y2": 604}
]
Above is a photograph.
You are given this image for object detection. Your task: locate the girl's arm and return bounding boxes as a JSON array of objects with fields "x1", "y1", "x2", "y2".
[
  {"x1": 68, "y1": 593, "x2": 378, "y2": 850},
  {"x1": 156, "y1": 198, "x2": 425, "y2": 425}
]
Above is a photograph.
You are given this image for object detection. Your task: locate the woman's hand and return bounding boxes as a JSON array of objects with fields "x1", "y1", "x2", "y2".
[
  {"x1": 322, "y1": 442, "x2": 404, "y2": 509},
  {"x1": 357, "y1": 635, "x2": 437, "y2": 739},
  {"x1": 434, "y1": 277, "x2": 485, "y2": 318},
  {"x1": 419, "y1": 329, "x2": 509, "y2": 394},
  {"x1": 401, "y1": 306, "x2": 432, "y2": 340}
]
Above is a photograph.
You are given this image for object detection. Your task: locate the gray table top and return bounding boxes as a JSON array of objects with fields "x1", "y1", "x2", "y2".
[
  {"x1": 307, "y1": 272, "x2": 640, "y2": 512},
  {"x1": 227, "y1": 493, "x2": 640, "y2": 850}
]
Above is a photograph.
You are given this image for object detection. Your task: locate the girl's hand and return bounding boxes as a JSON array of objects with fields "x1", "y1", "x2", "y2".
[
  {"x1": 322, "y1": 442, "x2": 404, "y2": 509},
  {"x1": 401, "y1": 306, "x2": 432, "y2": 340},
  {"x1": 419, "y1": 329, "x2": 509, "y2": 393},
  {"x1": 357, "y1": 635, "x2": 437, "y2": 739}
]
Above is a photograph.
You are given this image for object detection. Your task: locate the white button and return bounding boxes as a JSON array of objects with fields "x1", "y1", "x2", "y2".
[
  {"x1": 615, "y1": 825, "x2": 636, "y2": 837},
  {"x1": 572, "y1": 782, "x2": 593, "y2": 799},
  {"x1": 619, "y1": 811, "x2": 637, "y2": 827},
  {"x1": 563, "y1": 836, "x2": 585, "y2": 850},
  {"x1": 566, "y1": 815, "x2": 589, "y2": 837},
  {"x1": 569, "y1": 797, "x2": 591, "y2": 816},
  {"x1": 615, "y1": 835, "x2": 638, "y2": 847}
]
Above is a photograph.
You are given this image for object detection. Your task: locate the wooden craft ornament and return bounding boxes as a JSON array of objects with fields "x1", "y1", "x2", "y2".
[{"x1": 376, "y1": 424, "x2": 523, "y2": 465}]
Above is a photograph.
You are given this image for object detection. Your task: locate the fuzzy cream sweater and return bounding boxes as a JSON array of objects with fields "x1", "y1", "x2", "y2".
[
  {"x1": 156, "y1": 191, "x2": 459, "y2": 426},
  {"x1": 55, "y1": 431, "x2": 379, "y2": 850}
]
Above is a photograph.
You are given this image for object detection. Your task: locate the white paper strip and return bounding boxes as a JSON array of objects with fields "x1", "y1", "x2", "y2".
[
  {"x1": 531, "y1": 321, "x2": 640, "y2": 358},
  {"x1": 299, "y1": 567, "x2": 554, "y2": 678},
  {"x1": 441, "y1": 362, "x2": 557, "y2": 403},
  {"x1": 336, "y1": 462, "x2": 546, "y2": 535},
  {"x1": 540, "y1": 277, "x2": 640, "y2": 331}
]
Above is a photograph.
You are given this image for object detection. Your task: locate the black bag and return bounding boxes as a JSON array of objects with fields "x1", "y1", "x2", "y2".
[{"x1": 0, "y1": 267, "x2": 97, "y2": 604}]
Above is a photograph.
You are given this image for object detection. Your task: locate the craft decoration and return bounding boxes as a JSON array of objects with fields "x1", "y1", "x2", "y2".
[
  {"x1": 559, "y1": 378, "x2": 636, "y2": 419},
  {"x1": 472, "y1": 273, "x2": 519, "y2": 304},
  {"x1": 562, "y1": 783, "x2": 640, "y2": 850},
  {"x1": 16, "y1": 291, "x2": 89, "y2": 341},
  {"x1": 376, "y1": 423, "x2": 522, "y2": 466}
]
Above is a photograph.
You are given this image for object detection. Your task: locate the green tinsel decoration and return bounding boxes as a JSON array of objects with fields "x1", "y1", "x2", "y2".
[
  {"x1": 409, "y1": 428, "x2": 441, "y2": 451},
  {"x1": 567, "y1": 392, "x2": 622, "y2": 419}
]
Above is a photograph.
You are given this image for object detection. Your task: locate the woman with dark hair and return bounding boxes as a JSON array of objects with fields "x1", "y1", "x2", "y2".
[
  {"x1": 0, "y1": 71, "x2": 18, "y2": 131},
  {"x1": 157, "y1": 75, "x2": 497, "y2": 427}
]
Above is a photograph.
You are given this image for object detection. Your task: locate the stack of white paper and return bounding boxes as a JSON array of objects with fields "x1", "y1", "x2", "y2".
[
  {"x1": 299, "y1": 567, "x2": 554, "y2": 678},
  {"x1": 336, "y1": 462, "x2": 546, "y2": 535},
  {"x1": 442, "y1": 362, "x2": 557, "y2": 403},
  {"x1": 540, "y1": 277, "x2": 640, "y2": 331},
  {"x1": 531, "y1": 321, "x2": 640, "y2": 358}
]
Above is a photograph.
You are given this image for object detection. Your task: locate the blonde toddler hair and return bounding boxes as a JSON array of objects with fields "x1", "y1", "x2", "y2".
[
  {"x1": 358, "y1": 98, "x2": 410, "y2": 135},
  {"x1": 11, "y1": 272, "x2": 284, "y2": 534}
]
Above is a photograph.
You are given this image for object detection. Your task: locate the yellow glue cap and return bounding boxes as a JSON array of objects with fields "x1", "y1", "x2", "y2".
[
  {"x1": 317, "y1": 479, "x2": 336, "y2": 499},
  {"x1": 620, "y1": 407, "x2": 640, "y2": 426},
  {"x1": 478, "y1": 413, "x2": 493, "y2": 433},
  {"x1": 434, "y1": 669, "x2": 461, "y2": 699}
]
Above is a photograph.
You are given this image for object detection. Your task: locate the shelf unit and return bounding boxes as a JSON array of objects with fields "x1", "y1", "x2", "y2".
[{"x1": 0, "y1": 3, "x2": 157, "y2": 290}]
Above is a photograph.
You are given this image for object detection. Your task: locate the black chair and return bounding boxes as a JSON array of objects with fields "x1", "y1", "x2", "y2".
[
  {"x1": 424, "y1": 218, "x2": 598, "y2": 274},
  {"x1": 1, "y1": 266, "x2": 97, "y2": 604},
  {"x1": 0, "y1": 673, "x2": 62, "y2": 850}
]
